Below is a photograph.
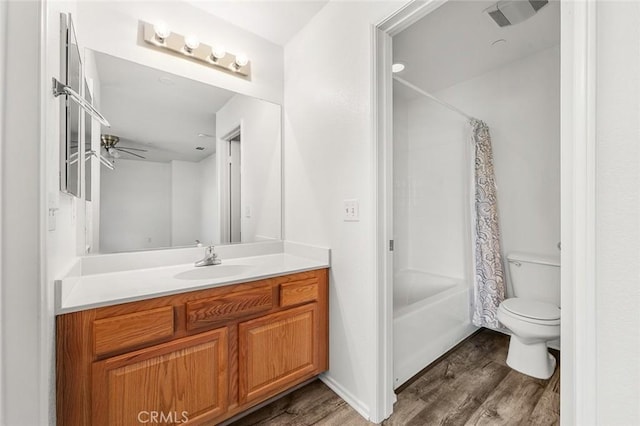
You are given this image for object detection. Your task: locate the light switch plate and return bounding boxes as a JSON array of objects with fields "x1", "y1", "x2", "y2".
[
  {"x1": 343, "y1": 199, "x2": 360, "y2": 221},
  {"x1": 47, "y1": 209, "x2": 56, "y2": 231}
]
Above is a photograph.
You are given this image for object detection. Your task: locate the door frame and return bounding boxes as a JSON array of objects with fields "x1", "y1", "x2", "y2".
[
  {"x1": 218, "y1": 125, "x2": 242, "y2": 244},
  {"x1": 372, "y1": 1, "x2": 597, "y2": 423}
]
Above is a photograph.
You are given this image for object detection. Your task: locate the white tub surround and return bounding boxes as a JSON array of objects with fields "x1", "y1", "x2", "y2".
[
  {"x1": 393, "y1": 270, "x2": 477, "y2": 388},
  {"x1": 55, "y1": 241, "x2": 330, "y2": 314}
]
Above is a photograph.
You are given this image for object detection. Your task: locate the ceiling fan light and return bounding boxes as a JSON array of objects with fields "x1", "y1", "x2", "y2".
[{"x1": 107, "y1": 147, "x2": 121, "y2": 158}]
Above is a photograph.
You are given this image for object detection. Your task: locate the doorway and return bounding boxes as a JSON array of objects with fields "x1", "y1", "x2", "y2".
[
  {"x1": 220, "y1": 127, "x2": 242, "y2": 244},
  {"x1": 374, "y1": 1, "x2": 597, "y2": 423}
]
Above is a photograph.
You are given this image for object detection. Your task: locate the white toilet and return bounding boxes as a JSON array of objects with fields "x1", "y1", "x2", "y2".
[{"x1": 497, "y1": 252, "x2": 560, "y2": 379}]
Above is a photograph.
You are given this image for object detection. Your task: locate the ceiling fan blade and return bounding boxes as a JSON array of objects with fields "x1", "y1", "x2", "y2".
[
  {"x1": 117, "y1": 146, "x2": 148, "y2": 152},
  {"x1": 116, "y1": 148, "x2": 146, "y2": 159}
]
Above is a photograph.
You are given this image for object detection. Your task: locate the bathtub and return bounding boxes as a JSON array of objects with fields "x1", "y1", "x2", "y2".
[{"x1": 393, "y1": 269, "x2": 477, "y2": 388}]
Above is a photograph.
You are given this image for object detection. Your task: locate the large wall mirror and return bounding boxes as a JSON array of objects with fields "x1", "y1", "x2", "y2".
[{"x1": 84, "y1": 50, "x2": 282, "y2": 254}]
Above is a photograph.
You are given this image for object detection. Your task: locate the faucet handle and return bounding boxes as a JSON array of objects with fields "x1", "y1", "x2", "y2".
[{"x1": 205, "y1": 245, "x2": 216, "y2": 257}]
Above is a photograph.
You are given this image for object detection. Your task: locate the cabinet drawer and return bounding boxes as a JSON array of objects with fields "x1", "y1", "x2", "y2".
[
  {"x1": 186, "y1": 286, "x2": 273, "y2": 330},
  {"x1": 280, "y1": 278, "x2": 319, "y2": 307},
  {"x1": 93, "y1": 306, "x2": 174, "y2": 356}
]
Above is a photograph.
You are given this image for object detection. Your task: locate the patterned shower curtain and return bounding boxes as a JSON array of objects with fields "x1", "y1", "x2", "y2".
[{"x1": 470, "y1": 119, "x2": 506, "y2": 329}]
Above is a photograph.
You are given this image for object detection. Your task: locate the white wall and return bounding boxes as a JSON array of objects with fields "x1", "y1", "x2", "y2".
[
  {"x1": 394, "y1": 46, "x2": 561, "y2": 293},
  {"x1": 441, "y1": 46, "x2": 561, "y2": 273},
  {"x1": 42, "y1": 2, "x2": 86, "y2": 424},
  {"x1": 171, "y1": 160, "x2": 202, "y2": 246},
  {"x1": 0, "y1": 2, "x2": 48, "y2": 425},
  {"x1": 0, "y1": 1, "x2": 5, "y2": 417},
  {"x1": 216, "y1": 95, "x2": 281, "y2": 243},
  {"x1": 75, "y1": 1, "x2": 283, "y2": 104},
  {"x1": 595, "y1": 2, "x2": 640, "y2": 423},
  {"x1": 100, "y1": 160, "x2": 172, "y2": 252},
  {"x1": 284, "y1": 1, "x2": 408, "y2": 421},
  {"x1": 394, "y1": 90, "x2": 470, "y2": 279},
  {"x1": 46, "y1": 0, "x2": 82, "y2": 280},
  {"x1": 392, "y1": 93, "x2": 409, "y2": 272},
  {"x1": 100, "y1": 157, "x2": 222, "y2": 252}
]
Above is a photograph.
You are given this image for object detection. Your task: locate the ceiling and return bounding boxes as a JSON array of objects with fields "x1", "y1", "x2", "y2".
[
  {"x1": 185, "y1": 0, "x2": 329, "y2": 46},
  {"x1": 393, "y1": 0, "x2": 560, "y2": 95},
  {"x1": 94, "y1": 51, "x2": 236, "y2": 163}
]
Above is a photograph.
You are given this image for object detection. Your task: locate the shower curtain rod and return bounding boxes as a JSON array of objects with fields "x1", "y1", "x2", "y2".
[{"x1": 393, "y1": 76, "x2": 478, "y2": 122}]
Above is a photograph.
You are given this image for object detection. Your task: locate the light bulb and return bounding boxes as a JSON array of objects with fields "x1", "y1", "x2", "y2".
[
  {"x1": 234, "y1": 53, "x2": 249, "y2": 68},
  {"x1": 392, "y1": 63, "x2": 405, "y2": 73},
  {"x1": 107, "y1": 147, "x2": 121, "y2": 159},
  {"x1": 184, "y1": 34, "x2": 200, "y2": 53},
  {"x1": 153, "y1": 21, "x2": 171, "y2": 42},
  {"x1": 211, "y1": 45, "x2": 226, "y2": 61}
]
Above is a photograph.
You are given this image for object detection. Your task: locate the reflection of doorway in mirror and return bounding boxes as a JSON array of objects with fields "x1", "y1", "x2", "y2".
[{"x1": 221, "y1": 128, "x2": 242, "y2": 244}]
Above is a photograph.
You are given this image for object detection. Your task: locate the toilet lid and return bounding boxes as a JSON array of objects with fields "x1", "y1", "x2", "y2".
[{"x1": 501, "y1": 298, "x2": 560, "y2": 321}]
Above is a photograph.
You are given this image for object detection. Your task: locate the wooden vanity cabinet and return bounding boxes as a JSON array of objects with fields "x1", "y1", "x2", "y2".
[
  {"x1": 57, "y1": 268, "x2": 328, "y2": 426},
  {"x1": 239, "y1": 302, "x2": 321, "y2": 405}
]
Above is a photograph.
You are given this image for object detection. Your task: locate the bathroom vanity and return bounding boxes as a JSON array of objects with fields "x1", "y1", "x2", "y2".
[
  {"x1": 52, "y1": 7, "x2": 324, "y2": 423},
  {"x1": 55, "y1": 246, "x2": 329, "y2": 425}
]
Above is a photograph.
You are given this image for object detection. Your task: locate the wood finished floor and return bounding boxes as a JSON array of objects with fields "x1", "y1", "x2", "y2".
[
  {"x1": 228, "y1": 329, "x2": 559, "y2": 426},
  {"x1": 232, "y1": 330, "x2": 560, "y2": 426}
]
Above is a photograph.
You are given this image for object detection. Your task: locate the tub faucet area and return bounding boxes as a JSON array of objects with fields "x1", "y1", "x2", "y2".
[{"x1": 195, "y1": 245, "x2": 221, "y2": 267}]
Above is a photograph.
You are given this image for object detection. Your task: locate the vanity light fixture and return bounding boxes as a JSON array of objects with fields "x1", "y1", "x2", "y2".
[{"x1": 141, "y1": 21, "x2": 251, "y2": 78}]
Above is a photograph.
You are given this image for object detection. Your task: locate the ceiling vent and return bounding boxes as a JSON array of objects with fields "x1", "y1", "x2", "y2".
[{"x1": 485, "y1": 0, "x2": 549, "y2": 27}]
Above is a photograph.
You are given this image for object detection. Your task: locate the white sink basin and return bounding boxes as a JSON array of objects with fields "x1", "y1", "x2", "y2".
[{"x1": 174, "y1": 265, "x2": 251, "y2": 280}]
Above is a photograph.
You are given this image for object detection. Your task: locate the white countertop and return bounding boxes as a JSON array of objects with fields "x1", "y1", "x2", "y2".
[{"x1": 55, "y1": 243, "x2": 330, "y2": 314}]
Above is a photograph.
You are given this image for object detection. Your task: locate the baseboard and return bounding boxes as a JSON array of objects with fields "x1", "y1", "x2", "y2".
[{"x1": 319, "y1": 373, "x2": 371, "y2": 421}]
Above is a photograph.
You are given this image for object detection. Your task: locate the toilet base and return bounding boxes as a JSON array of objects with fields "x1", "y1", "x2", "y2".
[{"x1": 505, "y1": 335, "x2": 557, "y2": 379}]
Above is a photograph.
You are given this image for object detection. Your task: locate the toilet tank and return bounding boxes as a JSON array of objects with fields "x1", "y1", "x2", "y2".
[{"x1": 507, "y1": 252, "x2": 560, "y2": 305}]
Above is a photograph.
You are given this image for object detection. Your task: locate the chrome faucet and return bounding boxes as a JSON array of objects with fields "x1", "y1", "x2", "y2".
[{"x1": 194, "y1": 245, "x2": 221, "y2": 267}]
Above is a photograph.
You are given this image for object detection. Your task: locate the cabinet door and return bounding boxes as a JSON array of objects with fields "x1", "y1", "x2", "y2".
[
  {"x1": 238, "y1": 303, "x2": 320, "y2": 405},
  {"x1": 92, "y1": 328, "x2": 228, "y2": 426}
]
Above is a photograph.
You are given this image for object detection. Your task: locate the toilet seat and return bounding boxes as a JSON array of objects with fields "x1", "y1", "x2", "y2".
[{"x1": 500, "y1": 298, "x2": 560, "y2": 325}]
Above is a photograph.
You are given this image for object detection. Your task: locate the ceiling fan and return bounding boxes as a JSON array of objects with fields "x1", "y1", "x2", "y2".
[{"x1": 101, "y1": 134, "x2": 147, "y2": 159}]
